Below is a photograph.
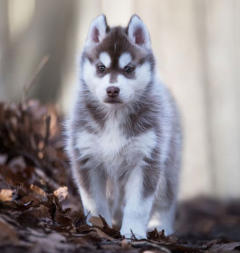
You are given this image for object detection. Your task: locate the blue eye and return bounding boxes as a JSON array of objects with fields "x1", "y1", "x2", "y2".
[
  {"x1": 124, "y1": 65, "x2": 135, "y2": 74},
  {"x1": 97, "y1": 65, "x2": 106, "y2": 73}
]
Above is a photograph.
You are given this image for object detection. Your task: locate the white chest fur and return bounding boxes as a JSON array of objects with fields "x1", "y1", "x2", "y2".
[
  {"x1": 75, "y1": 115, "x2": 157, "y2": 176},
  {"x1": 98, "y1": 118, "x2": 128, "y2": 160},
  {"x1": 75, "y1": 118, "x2": 128, "y2": 175}
]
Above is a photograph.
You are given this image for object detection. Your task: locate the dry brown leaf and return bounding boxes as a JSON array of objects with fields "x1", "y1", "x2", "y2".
[
  {"x1": 53, "y1": 186, "x2": 68, "y2": 202},
  {"x1": 89, "y1": 216, "x2": 104, "y2": 228},
  {"x1": 94, "y1": 227, "x2": 115, "y2": 241},
  {"x1": 0, "y1": 189, "x2": 13, "y2": 201},
  {"x1": 17, "y1": 205, "x2": 51, "y2": 227},
  {"x1": 30, "y1": 184, "x2": 46, "y2": 197},
  {"x1": 70, "y1": 236, "x2": 95, "y2": 248}
]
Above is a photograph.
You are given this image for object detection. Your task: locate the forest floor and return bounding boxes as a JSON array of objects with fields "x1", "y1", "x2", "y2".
[{"x1": 0, "y1": 100, "x2": 240, "y2": 253}]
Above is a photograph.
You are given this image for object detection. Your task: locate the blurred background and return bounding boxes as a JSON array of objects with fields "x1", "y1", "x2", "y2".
[{"x1": 0, "y1": 0, "x2": 239, "y2": 200}]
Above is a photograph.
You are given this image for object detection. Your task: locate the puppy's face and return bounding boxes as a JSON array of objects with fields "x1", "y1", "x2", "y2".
[{"x1": 81, "y1": 15, "x2": 155, "y2": 106}]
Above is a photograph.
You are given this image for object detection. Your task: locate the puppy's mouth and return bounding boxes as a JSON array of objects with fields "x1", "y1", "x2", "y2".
[{"x1": 104, "y1": 97, "x2": 122, "y2": 104}]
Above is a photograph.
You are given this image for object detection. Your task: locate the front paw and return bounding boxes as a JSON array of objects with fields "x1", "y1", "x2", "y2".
[{"x1": 120, "y1": 226, "x2": 146, "y2": 240}]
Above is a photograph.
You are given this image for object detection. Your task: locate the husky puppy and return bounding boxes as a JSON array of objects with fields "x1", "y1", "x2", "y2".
[{"x1": 66, "y1": 14, "x2": 182, "y2": 239}]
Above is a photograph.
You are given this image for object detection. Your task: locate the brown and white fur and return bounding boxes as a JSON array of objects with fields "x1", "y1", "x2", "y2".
[{"x1": 65, "y1": 14, "x2": 182, "y2": 239}]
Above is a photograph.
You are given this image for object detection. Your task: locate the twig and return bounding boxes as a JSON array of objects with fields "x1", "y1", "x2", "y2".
[
  {"x1": 100, "y1": 240, "x2": 171, "y2": 253},
  {"x1": 130, "y1": 229, "x2": 137, "y2": 240},
  {"x1": 130, "y1": 241, "x2": 171, "y2": 253},
  {"x1": 22, "y1": 55, "x2": 50, "y2": 102}
]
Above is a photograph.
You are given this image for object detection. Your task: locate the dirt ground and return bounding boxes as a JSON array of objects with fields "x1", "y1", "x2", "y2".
[{"x1": 0, "y1": 100, "x2": 240, "y2": 253}]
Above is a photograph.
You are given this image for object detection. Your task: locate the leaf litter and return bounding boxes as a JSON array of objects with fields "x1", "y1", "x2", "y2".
[{"x1": 0, "y1": 100, "x2": 240, "y2": 252}]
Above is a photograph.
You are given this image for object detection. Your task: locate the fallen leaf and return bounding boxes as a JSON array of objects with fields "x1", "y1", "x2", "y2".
[
  {"x1": 89, "y1": 216, "x2": 104, "y2": 228},
  {"x1": 0, "y1": 189, "x2": 13, "y2": 201},
  {"x1": 54, "y1": 186, "x2": 68, "y2": 202},
  {"x1": 94, "y1": 227, "x2": 115, "y2": 241},
  {"x1": 30, "y1": 184, "x2": 46, "y2": 196}
]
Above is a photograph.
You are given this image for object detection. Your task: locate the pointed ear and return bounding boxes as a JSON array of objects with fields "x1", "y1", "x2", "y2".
[
  {"x1": 86, "y1": 14, "x2": 108, "y2": 46},
  {"x1": 127, "y1": 15, "x2": 151, "y2": 49}
]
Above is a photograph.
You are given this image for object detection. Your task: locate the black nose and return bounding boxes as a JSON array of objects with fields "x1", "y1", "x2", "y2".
[{"x1": 106, "y1": 86, "x2": 120, "y2": 98}]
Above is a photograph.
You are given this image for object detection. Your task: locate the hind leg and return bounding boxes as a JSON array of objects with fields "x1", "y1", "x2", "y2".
[
  {"x1": 147, "y1": 175, "x2": 178, "y2": 236},
  {"x1": 148, "y1": 131, "x2": 181, "y2": 235}
]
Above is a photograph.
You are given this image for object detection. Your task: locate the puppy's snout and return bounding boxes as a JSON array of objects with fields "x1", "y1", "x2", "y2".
[{"x1": 106, "y1": 86, "x2": 120, "y2": 98}]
